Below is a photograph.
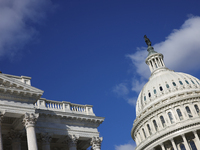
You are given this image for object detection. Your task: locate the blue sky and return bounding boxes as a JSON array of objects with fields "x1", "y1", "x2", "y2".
[{"x1": 1, "y1": 0, "x2": 200, "y2": 149}]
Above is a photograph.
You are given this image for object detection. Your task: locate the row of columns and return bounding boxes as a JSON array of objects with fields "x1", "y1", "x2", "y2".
[
  {"x1": 0, "y1": 113, "x2": 103, "y2": 150},
  {"x1": 136, "y1": 102, "x2": 200, "y2": 145},
  {"x1": 157, "y1": 131, "x2": 200, "y2": 150}
]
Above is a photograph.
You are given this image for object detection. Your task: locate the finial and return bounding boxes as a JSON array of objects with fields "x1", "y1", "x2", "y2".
[{"x1": 144, "y1": 35, "x2": 151, "y2": 46}]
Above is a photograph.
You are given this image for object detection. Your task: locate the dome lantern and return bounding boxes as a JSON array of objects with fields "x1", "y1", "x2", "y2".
[{"x1": 144, "y1": 35, "x2": 166, "y2": 73}]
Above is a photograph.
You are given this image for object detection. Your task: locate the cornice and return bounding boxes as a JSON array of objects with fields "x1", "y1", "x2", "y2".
[
  {"x1": 37, "y1": 110, "x2": 104, "y2": 125},
  {"x1": 0, "y1": 73, "x2": 43, "y2": 95}
]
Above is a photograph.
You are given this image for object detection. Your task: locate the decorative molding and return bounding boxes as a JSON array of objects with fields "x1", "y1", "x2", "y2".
[
  {"x1": 22, "y1": 113, "x2": 39, "y2": 128},
  {"x1": 8, "y1": 129, "x2": 22, "y2": 141},
  {"x1": 67, "y1": 134, "x2": 79, "y2": 148},
  {"x1": 39, "y1": 132, "x2": 52, "y2": 144},
  {"x1": 90, "y1": 136, "x2": 103, "y2": 150}
]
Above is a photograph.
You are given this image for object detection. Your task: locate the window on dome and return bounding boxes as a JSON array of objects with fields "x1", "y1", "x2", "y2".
[
  {"x1": 154, "y1": 89, "x2": 156, "y2": 94},
  {"x1": 160, "y1": 116, "x2": 166, "y2": 127},
  {"x1": 194, "y1": 104, "x2": 200, "y2": 116},
  {"x1": 191, "y1": 80, "x2": 195, "y2": 84},
  {"x1": 185, "y1": 80, "x2": 189, "y2": 84},
  {"x1": 148, "y1": 93, "x2": 151, "y2": 97},
  {"x1": 142, "y1": 128, "x2": 146, "y2": 138},
  {"x1": 179, "y1": 81, "x2": 183, "y2": 85},
  {"x1": 144, "y1": 96, "x2": 146, "y2": 101},
  {"x1": 179, "y1": 144, "x2": 186, "y2": 150},
  {"x1": 153, "y1": 120, "x2": 158, "y2": 131},
  {"x1": 147, "y1": 124, "x2": 152, "y2": 135},
  {"x1": 168, "y1": 112, "x2": 175, "y2": 124},
  {"x1": 159, "y1": 86, "x2": 163, "y2": 91},
  {"x1": 176, "y1": 109, "x2": 183, "y2": 120},
  {"x1": 166, "y1": 84, "x2": 170, "y2": 88},
  {"x1": 196, "y1": 80, "x2": 199, "y2": 84},
  {"x1": 172, "y1": 82, "x2": 176, "y2": 86},
  {"x1": 189, "y1": 140, "x2": 197, "y2": 150},
  {"x1": 185, "y1": 106, "x2": 193, "y2": 118}
]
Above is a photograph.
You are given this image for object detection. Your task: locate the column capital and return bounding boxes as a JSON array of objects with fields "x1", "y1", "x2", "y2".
[
  {"x1": 0, "y1": 111, "x2": 5, "y2": 125},
  {"x1": 40, "y1": 132, "x2": 52, "y2": 144},
  {"x1": 22, "y1": 113, "x2": 39, "y2": 128},
  {"x1": 8, "y1": 129, "x2": 22, "y2": 140},
  {"x1": 67, "y1": 134, "x2": 79, "y2": 148},
  {"x1": 91, "y1": 137, "x2": 103, "y2": 150}
]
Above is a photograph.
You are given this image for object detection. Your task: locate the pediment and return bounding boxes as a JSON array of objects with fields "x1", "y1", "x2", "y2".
[{"x1": 0, "y1": 73, "x2": 44, "y2": 103}]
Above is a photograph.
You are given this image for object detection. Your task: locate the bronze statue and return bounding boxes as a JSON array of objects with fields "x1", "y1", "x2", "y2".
[{"x1": 144, "y1": 35, "x2": 151, "y2": 46}]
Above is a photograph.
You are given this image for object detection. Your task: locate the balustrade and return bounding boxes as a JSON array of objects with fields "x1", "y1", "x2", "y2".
[{"x1": 35, "y1": 98, "x2": 95, "y2": 115}]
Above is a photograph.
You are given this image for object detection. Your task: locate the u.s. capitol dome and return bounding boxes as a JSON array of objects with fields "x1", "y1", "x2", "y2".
[{"x1": 131, "y1": 36, "x2": 200, "y2": 150}]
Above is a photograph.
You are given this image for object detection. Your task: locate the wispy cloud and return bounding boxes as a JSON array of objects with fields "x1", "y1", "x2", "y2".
[
  {"x1": 115, "y1": 142, "x2": 136, "y2": 150},
  {"x1": 0, "y1": 0, "x2": 54, "y2": 59},
  {"x1": 113, "y1": 83, "x2": 129, "y2": 97},
  {"x1": 113, "y1": 82, "x2": 137, "y2": 106}
]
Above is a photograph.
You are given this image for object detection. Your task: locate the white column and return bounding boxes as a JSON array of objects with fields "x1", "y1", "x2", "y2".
[
  {"x1": 68, "y1": 135, "x2": 79, "y2": 150},
  {"x1": 181, "y1": 135, "x2": 190, "y2": 150},
  {"x1": 151, "y1": 59, "x2": 156, "y2": 70},
  {"x1": 40, "y1": 133, "x2": 52, "y2": 150},
  {"x1": 22, "y1": 113, "x2": 39, "y2": 150},
  {"x1": 160, "y1": 143, "x2": 165, "y2": 150},
  {"x1": 193, "y1": 131, "x2": 200, "y2": 148},
  {"x1": 91, "y1": 137, "x2": 103, "y2": 150},
  {"x1": 0, "y1": 114, "x2": 3, "y2": 150},
  {"x1": 137, "y1": 132, "x2": 141, "y2": 143},
  {"x1": 9, "y1": 130, "x2": 22, "y2": 150},
  {"x1": 170, "y1": 139, "x2": 177, "y2": 150}
]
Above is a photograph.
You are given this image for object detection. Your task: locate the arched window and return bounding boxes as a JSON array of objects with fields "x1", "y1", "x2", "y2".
[
  {"x1": 168, "y1": 112, "x2": 175, "y2": 124},
  {"x1": 148, "y1": 92, "x2": 151, "y2": 97},
  {"x1": 185, "y1": 80, "x2": 189, "y2": 84},
  {"x1": 194, "y1": 104, "x2": 200, "y2": 116},
  {"x1": 191, "y1": 80, "x2": 195, "y2": 84},
  {"x1": 179, "y1": 81, "x2": 183, "y2": 85},
  {"x1": 189, "y1": 140, "x2": 197, "y2": 150},
  {"x1": 154, "y1": 89, "x2": 156, "y2": 94},
  {"x1": 147, "y1": 124, "x2": 152, "y2": 135},
  {"x1": 153, "y1": 120, "x2": 158, "y2": 131},
  {"x1": 195, "y1": 80, "x2": 199, "y2": 85},
  {"x1": 144, "y1": 96, "x2": 146, "y2": 101},
  {"x1": 142, "y1": 128, "x2": 146, "y2": 138},
  {"x1": 185, "y1": 106, "x2": 193, "y2": 118},
  {"x1": 166, "y1": 84, "x2": 170, "y2": 88},
  {"x1": 176, "y1": 109, "x2": 183, "y2": 120},
  {"x1": 159, "y1": 86, "x2": 163, "y2": 91},
  {"x1": 160, "y1": 116, "x2": 166, "y2": 127},
  {"x1": 172, "y1": 82, "x2": 176, "y2": 86},
  {"x1": 179, "y1": 143, "x2": 186, "y2": 150}
]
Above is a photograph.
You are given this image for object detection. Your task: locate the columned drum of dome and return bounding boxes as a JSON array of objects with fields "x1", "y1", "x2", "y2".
[{"x1": 131, "y1": 36, "x2": 200, "y2": 150}]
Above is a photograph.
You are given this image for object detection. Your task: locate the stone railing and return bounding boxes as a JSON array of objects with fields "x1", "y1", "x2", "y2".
[{"x1": 34, "y1": 98, "x2": 95, "y2": 116}]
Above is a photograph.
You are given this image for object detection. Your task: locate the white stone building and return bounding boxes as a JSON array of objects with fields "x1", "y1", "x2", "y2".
[
  {"x1": 0, "y1": 73, "x2": 104, "y2": 150},
  {"x1": 131, "y1": 37, "x2": 200, "y2": 150}
]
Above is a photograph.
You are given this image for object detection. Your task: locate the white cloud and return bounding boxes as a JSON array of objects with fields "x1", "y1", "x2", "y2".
[
  {"x1": 0, "y1": 0, "x2": 54, "y2": 59},
  {"x1": 127, "y1": 97, "x2": 137, "y2": 106},
  {"x1": 128, "y1": 16, "x2": 200, "y2": 80},
  {"x1": 113, "y1": 83, "x2": 129, "y2": 97},
  {"x1": 115, "y1": 143, "x2": 136, "y2": 150},
  {"x1": 131, "y1": 78, "x2": 146, "y2": 93}
]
